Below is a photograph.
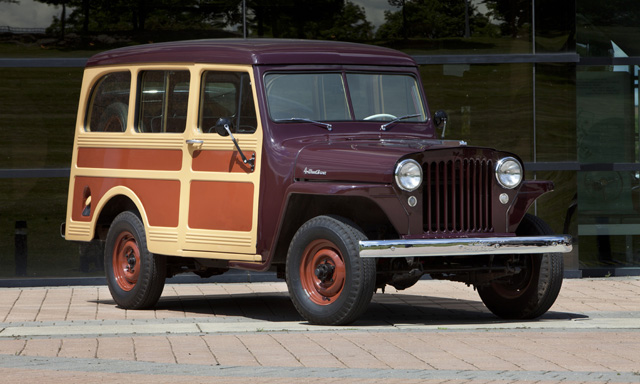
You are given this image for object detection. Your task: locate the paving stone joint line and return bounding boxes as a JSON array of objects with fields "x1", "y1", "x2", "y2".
[{"x1": 1, "y1": 354, "x2": 640, "y2": 382}]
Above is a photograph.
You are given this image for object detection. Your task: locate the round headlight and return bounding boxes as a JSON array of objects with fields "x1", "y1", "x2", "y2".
[
  {"x1": 495, "y1": 157, "x2": 522, "y2": 189},
  {"x1": 395, "y1": 159, "x2": 423, "y2": 192}
]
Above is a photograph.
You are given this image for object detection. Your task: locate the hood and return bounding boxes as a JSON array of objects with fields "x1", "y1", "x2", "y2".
[{"x1": 293, "y1": 137, "x2": 466, "y2": 184}]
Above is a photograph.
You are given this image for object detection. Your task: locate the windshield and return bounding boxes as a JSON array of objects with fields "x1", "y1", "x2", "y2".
[{"x1": 264, "y1": 72, "x2": 426, "y2": 124}]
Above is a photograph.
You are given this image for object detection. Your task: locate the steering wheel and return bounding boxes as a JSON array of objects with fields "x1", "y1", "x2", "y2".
[{"x1": 363, "y1": 113, "x2": 397, "y2": 121}]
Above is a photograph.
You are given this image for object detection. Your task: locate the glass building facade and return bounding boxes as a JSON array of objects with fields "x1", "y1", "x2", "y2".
[{"x1": 1, "y1": 0, "x2": 639, "y2": 279}]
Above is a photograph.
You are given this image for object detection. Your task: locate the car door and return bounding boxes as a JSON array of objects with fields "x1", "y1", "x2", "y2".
[{"x1": 181, "y1": 65, "x2": 262, "y2": 261}]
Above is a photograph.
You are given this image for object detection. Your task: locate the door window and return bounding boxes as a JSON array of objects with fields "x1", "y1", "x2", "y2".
[
  {"x1": 137, "y1": 70, "x2": 190, "y2": 133},
  {"x1": 199, "y1": 71, "x2": 257, "y2": 134}
]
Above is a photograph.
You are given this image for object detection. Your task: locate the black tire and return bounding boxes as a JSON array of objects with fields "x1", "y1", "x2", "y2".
[
  {"x1": 104, "y1": 211, "x2": 166, "y2": 309},
  {"x1": 477, "y1": 214, "x2": 564, "y2": 319},
  {"x1": 286, "y1": 215, "x2": 376, "y2": 325}
]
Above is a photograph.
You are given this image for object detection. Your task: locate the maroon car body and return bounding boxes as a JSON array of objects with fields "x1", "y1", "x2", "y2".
[{"x1": 71, "y1": 39, "x2": 572, "y2": 325}]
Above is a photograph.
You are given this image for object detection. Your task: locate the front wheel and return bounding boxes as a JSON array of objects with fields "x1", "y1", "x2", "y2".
[
  {"x1": 286, "y1": 216, "x2": 376, "y2": 325},
  {"x1": 105, "y1": 211, "x2": 166, "y2": 309},
  {"x1": 477, "y1": 214, "x2": 564, "y2": 319}
]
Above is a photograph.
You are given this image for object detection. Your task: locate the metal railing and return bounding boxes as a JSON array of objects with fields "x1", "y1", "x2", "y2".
[
  {"x1": 0, "y1": 26, "x2": 47, "y2": 34},
  {"x1": 2, "y1": 53, "x2": 640, "y2": 179}
]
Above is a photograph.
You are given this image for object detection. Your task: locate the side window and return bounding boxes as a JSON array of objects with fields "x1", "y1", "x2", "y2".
[
  {"x1": 86, "y1": 72, "x2": 131, "y2": 132},
  {"x1": 137, "y1": 70, "x2": 190, "y2": 133},
  {"x1": 199, "y1": 71, "x2": 257, "y2": 134}
]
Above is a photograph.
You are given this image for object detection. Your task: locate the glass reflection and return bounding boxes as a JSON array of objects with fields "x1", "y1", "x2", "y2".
[
  {"x1": 421, "y1": 63, "x2": 533, "y2": 159},
  {"x1": 376, "y1": 0, "x2": 532, "y2": 54},
  {"x1": 576, "y1": 65, "x2": 640, "y2": 272},
  {"x1": 578, "y1": 0, "x2": 640, "y2": 57},
  {"x1": 535, "y1": 0, "x2": 575, "y2": 53},
  {"x1": 535, "y1": 64, "x2": 576, "y2": 162}
]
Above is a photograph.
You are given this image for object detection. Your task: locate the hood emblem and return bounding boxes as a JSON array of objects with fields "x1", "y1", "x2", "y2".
[{"x1": 304, "y1": 167, "x2": 327, "y2": 176}]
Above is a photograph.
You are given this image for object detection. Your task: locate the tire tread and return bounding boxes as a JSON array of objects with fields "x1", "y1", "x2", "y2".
[
  {"x1": 286, "y1": 215, "x2": 376, "y2": 325},
  {"x1": 105, "y1": 211, "x2": 165, "y2": 310},
  {"x1": 478, "y1": 214, "x2": 564, "y2": 319}
]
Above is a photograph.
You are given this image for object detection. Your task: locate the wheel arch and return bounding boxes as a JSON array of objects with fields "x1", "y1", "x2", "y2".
[
  {"x1": 270, "y1": 193, "x2": 397, "y2": 266},
  {"x1": 93, "y1": 186, "x2": 147, "y2": 241}
]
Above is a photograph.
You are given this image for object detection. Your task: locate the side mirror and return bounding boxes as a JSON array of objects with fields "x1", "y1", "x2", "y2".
[
  {"x1": 214, "y1": 118, "x2": 232, "y2": 136},
  {"x1": 213, "y1": 117, "x2": 255, "y2": 172},
  {"x1": 433, "y1": 110, "x2": 448, "y2": 138}
]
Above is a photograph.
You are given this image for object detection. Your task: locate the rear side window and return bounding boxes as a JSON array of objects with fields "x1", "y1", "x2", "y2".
[
  {"x1": 86, "y1": 72, "x2": 131, "y2": 132},
  {"x1": 137, "y1": 70, "x2": 190, "y2": 133},
  {"x1": 199, "y1": 71, "x2": 257, "y2": 134}
]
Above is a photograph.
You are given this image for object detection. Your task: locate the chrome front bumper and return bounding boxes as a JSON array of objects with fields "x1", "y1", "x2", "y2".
[{"x1": 359, "y1": 235, "x2": 572, "y2": 258}]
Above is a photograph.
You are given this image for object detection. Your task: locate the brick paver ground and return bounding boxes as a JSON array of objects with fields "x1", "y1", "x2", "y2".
[{"x1": 1, "y1": 277, "x2": 639, "y2": 383}]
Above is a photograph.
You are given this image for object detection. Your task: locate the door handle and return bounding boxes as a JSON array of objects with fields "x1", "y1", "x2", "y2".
[{"x1": 186, "y1": 139, "x2": 204, "y2": 145}]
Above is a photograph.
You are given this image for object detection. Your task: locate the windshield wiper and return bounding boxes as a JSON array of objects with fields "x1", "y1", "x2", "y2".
[
  {"x1": 380, "y1": 114, "x2": 421, "y2": 131},
  {"x1": 276, "y1": 117, "x2": 332, "y2": 131}
]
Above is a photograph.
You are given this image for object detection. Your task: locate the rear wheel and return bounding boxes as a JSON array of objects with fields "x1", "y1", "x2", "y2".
[
  {"x1": 105, "y1": 211, "x2": 166, "y2": 309},
  {"x1": 286, "y1": 216, "x2": 376, "y2": 325},
  {"x1": 477, "y1": 214, "x2": 564, "y2": 319}
]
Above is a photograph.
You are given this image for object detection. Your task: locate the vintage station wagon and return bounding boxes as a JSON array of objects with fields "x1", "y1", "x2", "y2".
[{"x1": 63, "y1": 39, "x2": 572, "y2": 325}]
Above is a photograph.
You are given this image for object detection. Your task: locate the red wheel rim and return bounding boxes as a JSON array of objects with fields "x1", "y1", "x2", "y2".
[
  {"x1": 112, "y1": 231, "x2": 141, "y2": 291},
  {"x1": 299, "y1": 239, "x2": 346, "y2": 305}
]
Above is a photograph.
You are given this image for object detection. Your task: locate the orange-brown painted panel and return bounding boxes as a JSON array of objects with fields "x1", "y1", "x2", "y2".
[
  {"x1": 189, "y1": 181, "x2": 254, "y2": 231},
  {"x1": 77, "y1": 148, "x2": 182, "y2": 171},
  {"x1": 192, "y1": 150, "x2": 254, "y2": 173},
  {"x1": 72, "y1": 176, "x2": 180, "y2": 227}
]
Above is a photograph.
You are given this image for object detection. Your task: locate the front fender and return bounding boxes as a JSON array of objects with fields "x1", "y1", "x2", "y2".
[
  {"x1": 507, "y1": 180, "x2": 554, "y2": 232},
  {"x1": 236, "y1": 181, "x2": 416, "y2": 272},
  {"x1": 281, "y1": 182, "x2": 413, "y2": 235}
]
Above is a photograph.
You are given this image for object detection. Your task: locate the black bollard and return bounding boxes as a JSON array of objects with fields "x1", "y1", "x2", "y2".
[{"x1": 15, "y1": 221, "x2": 27, "y2": 276}]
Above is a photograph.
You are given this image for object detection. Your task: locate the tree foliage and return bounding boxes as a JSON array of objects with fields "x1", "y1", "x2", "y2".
[
  {"x1": 578, "y1": 0, "x2": 640, "y2": 27},
  {"x1": 321, "y1": 1, "x2": 373, "y2": 41},
  {"x1": 379, "y1": 0, "x2": 552, "y2": 41},
  {"x1": 482, "y1": 0, "x2": 530, "y2": 38},
  {"x1": 34, "y1": 0, "x2": 373, "y2": 43},
  {"x1": 38, "y1": 0, "x2": 240, "y2": 34},
  {"x1": 377, "y1": 0, "x2": 495, "y2": 40}
]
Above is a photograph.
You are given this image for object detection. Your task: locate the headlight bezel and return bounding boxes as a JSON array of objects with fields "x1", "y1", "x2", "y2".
[
  {"x1": 495, "y1": 156, "x2": 523, "y2": 189},
  {"x1": 395, "y1": 159, "x2": 423, "y2": 192}
]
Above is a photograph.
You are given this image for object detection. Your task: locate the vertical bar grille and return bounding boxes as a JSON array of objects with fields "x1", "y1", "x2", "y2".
[{"x1": 424, "y1": 158, "x2": 493, "y2": 233}]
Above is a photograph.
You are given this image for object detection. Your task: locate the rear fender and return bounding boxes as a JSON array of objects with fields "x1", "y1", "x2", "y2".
[{"x1": 66, "y1": 185, "x2": 147, "y2": 242}]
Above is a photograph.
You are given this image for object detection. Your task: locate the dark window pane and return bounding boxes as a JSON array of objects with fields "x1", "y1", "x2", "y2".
[
  {"x1": 0, "y1": 68, "x2": 82, "y2": 170},
  {"x1": 87, "y1": 72, "x2": 130, "y2": 132},
  {"x1": 578, "y1": 0, "x2": 640, "y2": 57},
  {"x1": 200, "y1": 71, "x2": 258, "y2": 134},
  {"x1": 137, "y1": 70, "x2": 190, "y2": 133},
  {"x1": 576, "y1": 65, "x2": 640, "y2": 270},
  {"x1": 535, "y1": 64, "x2": 576, "y2": 162},
  {"x1": 0, "y1": 178, "x2": 93, "y2": 278},
  {"x1": 420, "y1": 63, "x2": 533, "y2": 160},
  {"x1": 535, "y1": 0, "x2": 576, "y2": 53}
]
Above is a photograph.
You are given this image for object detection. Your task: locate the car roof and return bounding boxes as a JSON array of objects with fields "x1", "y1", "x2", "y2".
[{"x1": 86, "y1": 39, "x2": 417, "y2": 68}]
